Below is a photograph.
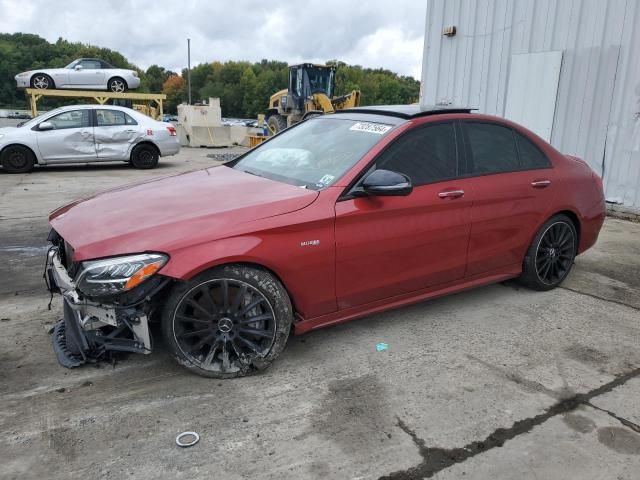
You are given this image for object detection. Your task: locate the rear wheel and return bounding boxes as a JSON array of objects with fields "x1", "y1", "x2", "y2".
[
  {"x1": 1, "y1": 145, "x2": 35, "y2": 173},
  {"x1": 267, "y1": 114, "x2": 287, "y2": 135},
  {"x1": 31, "y1": 74, "x2": 54, "y2": 90},
  {"x1": 130, "y1": 144, "x2": 159, "y2": 169},
  {"x1": 519, "y1": 214, "x2": 577, "y2": 291},
  {"x1": 108, "y1": 77, "x2": 127, "y2": 93},
  {"x1": 162, "y1": 265, "x2": 292, "y2": 378}
]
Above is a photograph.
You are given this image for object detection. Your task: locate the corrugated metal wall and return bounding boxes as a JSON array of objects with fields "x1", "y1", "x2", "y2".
[{"x1": 421, "y1": 0, "x2": 640, "y2": 211}]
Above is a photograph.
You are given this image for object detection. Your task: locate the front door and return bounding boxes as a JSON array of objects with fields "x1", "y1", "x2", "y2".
[
  {"x1": 70, "y1": 59, "x2": 106, "y2": 87},
  {"x1": 36, "y1": 109, "x2": 96, "y2": 163},
  {"x1": 335, "y1": 121, "x2": 473, "y2": 309},
  {"x1": 460, "y1": 121, "x2": 557, "y2": 276}
]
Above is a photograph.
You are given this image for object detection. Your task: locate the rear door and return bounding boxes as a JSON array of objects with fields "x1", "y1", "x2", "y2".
[
  {"x1": 335, "y1": 121, "x2": 473, "y2": 309},
  {"x1": 36, "y1": 109, "x2": 96, "y2": 163},
  {"x1": 94, "y1": 109, "x2": 142, "y2": 160},
  {"x1": 460, "y1": 121, "x2": 556, "y2": 276}
]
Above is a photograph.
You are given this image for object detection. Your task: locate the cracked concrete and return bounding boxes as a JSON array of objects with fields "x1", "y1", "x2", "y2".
[{"x1": 1, "y1": 150, "x2": 639, "y2": 480}]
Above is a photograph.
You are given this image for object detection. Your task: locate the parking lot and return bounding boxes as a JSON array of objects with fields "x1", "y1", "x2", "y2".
[{"x1": 1, "y1": 148, "x2": 639, "y2": 479}]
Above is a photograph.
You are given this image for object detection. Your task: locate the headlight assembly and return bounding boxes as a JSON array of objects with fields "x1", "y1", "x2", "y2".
[{"x1": 75, "y1": 253, "x2": 168, "y2": 297}]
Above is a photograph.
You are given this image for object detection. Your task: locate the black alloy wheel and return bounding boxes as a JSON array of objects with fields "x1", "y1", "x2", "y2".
[
  {"x1": 520, "y1": 214, "x2": 577, "y2": 291},
  {"x1": 535, "y1": 221, "x2": 576, "y2": 285},
  {"x1": 162, "y1": 264, "x2": 295, "y2": 378}
]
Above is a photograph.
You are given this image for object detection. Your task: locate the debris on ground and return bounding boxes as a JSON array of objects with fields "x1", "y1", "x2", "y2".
[
  {"x1": 376, "y1": 343, "x2": 389, "y2": 352},
  {"x1": 176, "y1": 431, "x2": 200, "y2": 448}
]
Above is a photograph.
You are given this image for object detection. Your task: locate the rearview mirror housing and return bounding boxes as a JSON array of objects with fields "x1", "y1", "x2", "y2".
[
  {"x1": 362, "y1": 169, "x2": 413, "y2": 196},
  {"x1": 38, "y1": 121, "x2": 54, "y2": 131}
]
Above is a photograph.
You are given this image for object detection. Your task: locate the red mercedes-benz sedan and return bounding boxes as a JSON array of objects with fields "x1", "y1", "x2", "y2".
[{"x1": 45, "y1": 105, "x2": 605, "y2": 378}]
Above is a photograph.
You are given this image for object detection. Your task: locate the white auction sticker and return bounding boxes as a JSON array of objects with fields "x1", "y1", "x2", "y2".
[{"x1": 349, "y1": 122, "x2": 392, "y2": 135}]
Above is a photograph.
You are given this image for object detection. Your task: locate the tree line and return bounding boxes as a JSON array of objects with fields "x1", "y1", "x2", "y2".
[{"x1": 0, "y1": 33, "x2": 420, "y2": 117}]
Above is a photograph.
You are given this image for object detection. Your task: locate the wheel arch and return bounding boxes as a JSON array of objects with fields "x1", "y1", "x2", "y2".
[
  {"x1": 0, "y1": 143, "x2": 41, "y2": 164},
  {"x1": 554, "y1": 209, "x2": 581, "y2": 244},
  {"x1": 129, "y1": 140, "x2": 160, "y2": 160},
  {"x1": 172, "y1": 258, "x2": 300, "y2": 316},
  {"x1": 108, "y1": 76, "x2": 128, "y2": 89},
  {"x1": 31, "y1": 72, "x2": 55, "y2": 89},
  {"x1": 526, "y1": 208, "x2": 582, "y2": 261}
]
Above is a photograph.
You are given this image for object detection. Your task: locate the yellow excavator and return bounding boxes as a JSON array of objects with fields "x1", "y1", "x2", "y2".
[{"x1": 265, "y1": 63, "x2": 360, "y2": 134}]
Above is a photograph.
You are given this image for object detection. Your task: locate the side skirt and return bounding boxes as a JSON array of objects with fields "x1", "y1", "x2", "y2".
[{"x1": 294, "y1": 265, "x2": 522, "y2": 335}]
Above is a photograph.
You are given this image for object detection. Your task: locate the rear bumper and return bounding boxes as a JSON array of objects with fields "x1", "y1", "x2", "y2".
[
  {"x1": 158, "y1": 138, "x2": 180, "y2": 157},
  {"x1": 578, "y1": 202, "x2": 606, "y2": 254}
]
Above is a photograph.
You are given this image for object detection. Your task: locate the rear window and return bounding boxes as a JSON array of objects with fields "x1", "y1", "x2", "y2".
[
  {"x1": 464, "y1": 123, "x2": 519, "y2": 174},
  {"x1": 515, "y1": 132, "x2": 551, "y2": 169}
]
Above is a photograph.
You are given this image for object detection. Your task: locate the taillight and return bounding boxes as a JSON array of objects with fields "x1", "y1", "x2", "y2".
[{"x1": 167, "y1": 126, "x2": 177, "y2": 136}]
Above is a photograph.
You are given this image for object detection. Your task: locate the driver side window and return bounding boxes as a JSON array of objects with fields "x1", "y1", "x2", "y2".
[
  {"x1": 375, "y1": 122, "x2": 459, "y2": 186},
  {"x1": 46, "y1": 110, "x2": 91, "y2": 130}
]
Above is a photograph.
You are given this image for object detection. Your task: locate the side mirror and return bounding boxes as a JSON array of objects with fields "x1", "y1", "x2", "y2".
[
  {"x1": 38, "y1": 121, "x2": 54, "y2": 131},
  {"x1": 74, "y1": 65, "x2": 83, "y2": 71},
  {"x1": 362, "y1": 169, "x2": 413, "y2": 196}
]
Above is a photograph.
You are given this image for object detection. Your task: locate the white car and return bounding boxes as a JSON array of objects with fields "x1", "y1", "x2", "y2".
[
  {"x1": 15, "y1": 58, "x2": 141, "y2": 93},
  {"x1": 0, "y1": 105, "x2": 180, "y2": 173}
]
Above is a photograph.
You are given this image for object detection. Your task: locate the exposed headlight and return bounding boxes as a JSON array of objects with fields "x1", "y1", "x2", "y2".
[
  {"x1": 16, "y1": 72, "x2": 29, "y2": 77},
  {"x1": 76, "y1": 253, "x2": 168, "y2": 297}
]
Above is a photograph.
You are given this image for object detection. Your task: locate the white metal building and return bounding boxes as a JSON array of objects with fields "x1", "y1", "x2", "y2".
[{"x1": 420, "y1": 0, "x2": 640, "y2": 213}]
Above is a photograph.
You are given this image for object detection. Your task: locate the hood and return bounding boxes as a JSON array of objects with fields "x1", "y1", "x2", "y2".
[{"x1": 50, "y1": 166, "x2": 319, "y2": 261}]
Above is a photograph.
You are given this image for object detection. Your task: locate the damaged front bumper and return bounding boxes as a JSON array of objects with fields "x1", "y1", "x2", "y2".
[{"x1": 45, "y1": 247, "x2": 160, "y2": 368}]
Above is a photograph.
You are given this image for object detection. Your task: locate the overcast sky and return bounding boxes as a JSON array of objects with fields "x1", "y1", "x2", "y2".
[{"x1": 0, "y1": 0, "x2": 427, "y2": 78}]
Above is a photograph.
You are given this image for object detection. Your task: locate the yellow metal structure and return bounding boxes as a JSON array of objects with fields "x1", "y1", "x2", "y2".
[
  {"x1": 25, "y1": 88, "x2": 166, "y2": 120},
  {"x1": 266, "y1": 63, "x2": 360, "y2": 134}
]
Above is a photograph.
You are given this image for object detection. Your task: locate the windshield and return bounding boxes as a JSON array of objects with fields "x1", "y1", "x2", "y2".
[
  {"x1": 305, "y1": 67, "x2": 334, "y2": 97},
  {"x1": 64, "y1": 60, "x2": 79, "y2": 69},
  {"x1": 231, "y1": 117, "x2": 393, "y2": 190}
]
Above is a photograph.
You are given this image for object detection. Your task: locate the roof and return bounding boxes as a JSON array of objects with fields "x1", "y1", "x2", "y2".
[
  {"x1": 289, "y1": 63, "x2": 335, "y2": 70},
  {"x1": 335, "y1": 104, "x2": 475, "y2": 119}
]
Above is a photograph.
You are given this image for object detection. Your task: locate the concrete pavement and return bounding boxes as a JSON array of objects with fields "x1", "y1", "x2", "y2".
[{"x1": 0, "y1": 149, "x2": 638, "y2": 480}]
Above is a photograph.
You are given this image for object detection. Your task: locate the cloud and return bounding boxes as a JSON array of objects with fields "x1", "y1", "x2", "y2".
[{"x1": 0, "y1": 0, "x2": 426, "y2": 78}]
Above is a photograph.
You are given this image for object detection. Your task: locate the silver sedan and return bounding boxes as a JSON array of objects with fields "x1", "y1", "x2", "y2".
[
  {"x1": 15, "y1": 58, "x2": 141, "y2": 93},
  {"x1": 0, "y1": 105, "x2": 180, "y2": 173}
]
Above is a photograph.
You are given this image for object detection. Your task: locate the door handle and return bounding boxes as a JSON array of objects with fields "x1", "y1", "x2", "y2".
[
  {"x1": 125, "y1": 129, "x2": 137, "y2": 133},
  {"x1": 438, "y1": 189, "x2": 465, "y2": 199},
  {"x1": 531, "y1": 180, "x2": 552, "y2": 188}
]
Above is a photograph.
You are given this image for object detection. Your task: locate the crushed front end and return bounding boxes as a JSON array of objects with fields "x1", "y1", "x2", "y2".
[{"x1": 45, "y1": 229, "x2": 171, "y2": 368}]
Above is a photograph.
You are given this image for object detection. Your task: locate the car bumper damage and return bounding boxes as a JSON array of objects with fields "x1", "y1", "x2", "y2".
[{"x1": 45, "y1": 232, "x2": 167, "y2": 368}]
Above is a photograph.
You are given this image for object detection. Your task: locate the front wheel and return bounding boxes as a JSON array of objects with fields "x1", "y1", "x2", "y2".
[
  {"x1": 1, "y1": 145, "x2": 35, "y2": 173},
  {"x1": 31, "y1": 74, "x2": 53, "y2": 90},
  {"x1": 519, "y1": 214, "x2": 577, "y2": 291},
  {"x1": 266, "y1": 114, "x2": 287, "y2": 135},
  {"x1": 162, "y1": 265, "x2": 293, "y2": 378}
]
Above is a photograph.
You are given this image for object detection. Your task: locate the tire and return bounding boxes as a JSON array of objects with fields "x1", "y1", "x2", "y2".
[
  {"x1": 267, "y1": 114, "x2": 287, "y2": 135},
  {"x1": 108, "y1": 77, "x2": 127, "y2": 93},
  {"x1": 31, "y1": 74, "x2": 54, "y2": 90},
  {"x1": 1, "y1": 145, "x2": 35, "y2": 173},
  {"x1": 519, "y1": 214, "x2": 578, "y2": 291},
  {"x1": 161, "y1": 265, "x2": 293, "y2": 379},
  {"x1": 130, "y1": 144, "x2": 159, "y2": 169}
]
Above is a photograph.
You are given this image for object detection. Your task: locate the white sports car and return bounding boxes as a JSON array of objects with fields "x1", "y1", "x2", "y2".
[{"x1": 15, "y1": 58, "x2": 141, "y2": 93}]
